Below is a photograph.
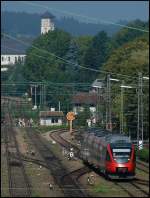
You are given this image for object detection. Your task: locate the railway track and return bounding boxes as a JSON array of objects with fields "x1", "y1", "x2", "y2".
[
  {"x1": 26, "y1": 128, "x2": 89, "y2": 197},
  {"x1": 3, "y1": 112, "x2": 31, "y2": 197},
  {"x1": 115, "y1": 179, "x2": 149, "y2": 197},
  {"x1": 52, "y1": 129, "x2": 149, "y2": 173},
  {"x1": 49, "y1": 129, "x2": 149, "y2": 197},
  {"x1": 136, "y1": 160, "x2": 149, "y2": 174}
]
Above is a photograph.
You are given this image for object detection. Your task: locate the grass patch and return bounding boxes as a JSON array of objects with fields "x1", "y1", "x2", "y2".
[
  {"x1": 93, "y1": 184, "x2": 108, "y2": 193},
  {"x1": 32, "y1": 193, "x2": 40, "y2": 197}
]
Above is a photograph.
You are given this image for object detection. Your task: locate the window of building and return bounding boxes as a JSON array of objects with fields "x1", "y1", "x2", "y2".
[
  {"x1": 8, "y1": 56, "x2": 10, "y2": 61},
  {"x1": 15, "y1": 57, "x2": 17, "y2": 62},
  {"x1": 2, "y1": 56, "x2": 4, "y2": 62},
  {"x1": 18, "y1": 56, "x2": 21, "y2": 62},
  {"x1": 51, "y1": 118, "x2": 58, "y2": 123}
]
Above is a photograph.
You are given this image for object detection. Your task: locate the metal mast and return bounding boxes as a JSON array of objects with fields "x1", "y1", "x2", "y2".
[
  {"x1": 137, "y1": 72, "x2": 143, "y2": 148},
  {"x1": 106, "y1": 74, "x2": 112, "y2": 131},
  {"x1": 120, "y1": 80, "x2": 124, "y2": 134}
]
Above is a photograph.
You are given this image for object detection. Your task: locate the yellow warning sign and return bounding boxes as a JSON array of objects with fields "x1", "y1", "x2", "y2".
[{"x1": 66, "y1": 112, "x2": 75, "y2": 121}]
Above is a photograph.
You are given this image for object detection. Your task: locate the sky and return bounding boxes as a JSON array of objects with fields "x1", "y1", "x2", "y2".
[{"x1": 1, "y1": 1, "x2": 149, "y2": 23}]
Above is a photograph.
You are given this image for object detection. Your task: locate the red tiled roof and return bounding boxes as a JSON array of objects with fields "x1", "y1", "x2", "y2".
[
  {"x1": 72, "y1": 92, "x2": 103, "y2": 105},
  {"x1": 39, "y1": 111, "x2": 64, "y2": 117}
]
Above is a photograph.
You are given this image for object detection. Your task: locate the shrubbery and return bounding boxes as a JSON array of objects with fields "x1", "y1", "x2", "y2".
[{"x1": 137, "y1": 148, "x2": 149, "y2": 162}]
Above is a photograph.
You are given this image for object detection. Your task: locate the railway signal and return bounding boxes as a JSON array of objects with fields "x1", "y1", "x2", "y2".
[{"x1": 66, "y1": 112, "x2": 75, "y2": 134}]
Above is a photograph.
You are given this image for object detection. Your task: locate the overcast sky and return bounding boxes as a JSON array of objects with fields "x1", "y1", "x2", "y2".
[{"x1": 1, "y1": 1, "x2": 149, "y2": 23}]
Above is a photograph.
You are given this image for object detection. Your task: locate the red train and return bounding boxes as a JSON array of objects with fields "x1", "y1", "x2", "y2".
[{"x1": 81, "y1": 128, "x2": 136, "y2": 179}]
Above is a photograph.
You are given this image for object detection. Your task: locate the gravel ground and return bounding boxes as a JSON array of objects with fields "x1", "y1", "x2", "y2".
[
  {"x1": 1, "y1": 143, "x2": 10, "y2": 197},
  {"x1": 3, "y1": 126, "x2": 148, "y2": 197},
  {"x1": 15, "y1": 127, "x2": 64, "y2": 197},
  {"x1": 42, "y1": 131, "x2": 84, "y2": 173}
]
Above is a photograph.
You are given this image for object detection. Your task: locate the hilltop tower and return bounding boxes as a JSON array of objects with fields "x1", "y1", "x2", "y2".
[{"x1": 41, "y1": 11, "x2": 55, "y2": 34}]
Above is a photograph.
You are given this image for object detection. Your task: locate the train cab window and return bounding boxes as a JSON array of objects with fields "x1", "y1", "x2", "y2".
[
  {"x1": 106, "y1": 150, "x2": 111, "y2": 161},
  {"x1": 112, "y1": 148, "x2": 131, "y2": 163}
]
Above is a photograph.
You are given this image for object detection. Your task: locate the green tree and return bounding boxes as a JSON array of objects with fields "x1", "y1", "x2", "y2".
[
  {"x1": 64, "y1": 38, "x2": 79, "y2": 82},
  {"x1": 81, "y1": 31, "x2": 111, "y2": 82},
  {"x1": 23, "y1": 29, "x2": 71, "y2": 82},
  {"x1": 100, "y1": 35, "x2": 149, "y2": 138},
  {"x1": 74, "y1": 106, "x2": 91, "y2": 127},
  {"x1": 111, "y1": 20, "x2": 149, "y2": 49}
]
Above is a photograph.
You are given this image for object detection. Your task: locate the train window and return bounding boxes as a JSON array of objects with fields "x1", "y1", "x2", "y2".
[
  {"x1": 112, "y1": 148, "x2": 131, "y2": 163},
  {"x1": 106, "y1": 151, "x2": 111, "y2": 161}
]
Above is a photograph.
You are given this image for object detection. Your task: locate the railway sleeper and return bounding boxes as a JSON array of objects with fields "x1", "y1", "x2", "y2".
[{"x1": 9, "y1": 159, "x2": 22, "y2": 166}]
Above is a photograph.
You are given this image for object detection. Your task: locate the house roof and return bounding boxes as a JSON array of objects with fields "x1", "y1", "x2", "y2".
[
  {"x1": 1, "y1": 37, "x2": 33, "y2": 55},
  {"x1": 91, "y1": 79, "x2": 104, "y2": 89},
  {"x1": 72, "y1": 92, "x2": 103, "y2": 105},
  {"x1": 41, "y1": 11, "x2": 55, "y2": 19},
  {"x1": 39, "y1": 111, "x2": 64, "y2": 117}
]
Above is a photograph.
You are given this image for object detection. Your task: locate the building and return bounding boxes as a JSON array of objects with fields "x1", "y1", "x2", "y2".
[
  {"x1": 91, "y1": 79, "x2": 104, "y2": 91},
  {"x1": 72, "y1": 92, "x2": 101, "y2": 115},
  {"x1": 1, "y1": 37, "x2": 33, "y2": 66},
  {"x1": 41, "y1": 11, "x2": 55, "y2": 34},
  {"x1": 39, "y1": 110, "x2": 64, "y2": 126}
]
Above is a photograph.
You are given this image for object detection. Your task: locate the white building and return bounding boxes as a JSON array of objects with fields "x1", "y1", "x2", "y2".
[
  {"x1": 39, "y1": 110, "x2": 64, "y2": 126},
  {"x1": 1, "y1": 54, "x2": 26, "y2": 66},
  {"x1": 41, "y1": 11, "x2": 55, "y2": 35}
]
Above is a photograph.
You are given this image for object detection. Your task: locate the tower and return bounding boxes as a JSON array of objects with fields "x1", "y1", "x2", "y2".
[{"x1": 41, "y1": 11, "x2": 55, "y2": 35}]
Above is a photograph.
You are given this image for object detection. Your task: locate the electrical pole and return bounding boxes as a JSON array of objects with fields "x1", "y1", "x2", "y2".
[
  {"x1": 59, "y1": 101, "x2": 61, "y2": 111},
  {"x1": 40, "y1": 83, "x2": 41, "y2": 107},
  {"x1": 140, "y1": 73, "x2": 144, "y2": 145},
  {"x1": 34, "y1": 84, "x2": 37, "y2": 108},
  {"x1": 97, "y1": 87, "x2": 99, "y2": 123},
  {"x1": 43, "y1": 83, "x2": 46, "y2": 108},
  {"x1": 137, "y1": 72, "x2": 143, "y2": 149},
  {"x1": 105, "y1": 83, "x2": 108, "y2": 130},
  {"x1": 120, "y1": 80, "x2": 124, "y2": 134},
  {"x1": 106, "y1": 74, "x2": 112, "y2": 131},
  {"x1": 42, "y1": 83, "x2": 44, "y2": 107}
]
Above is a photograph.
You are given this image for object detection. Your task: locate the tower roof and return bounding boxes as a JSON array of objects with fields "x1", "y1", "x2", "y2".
[{"x1": 41, "y1": 11, "x2": 55, "y2": 19}]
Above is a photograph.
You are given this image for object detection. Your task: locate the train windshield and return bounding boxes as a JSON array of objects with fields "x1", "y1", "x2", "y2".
[{"x1": 112, "y1": 148, "x2": 131, "y2": 163}]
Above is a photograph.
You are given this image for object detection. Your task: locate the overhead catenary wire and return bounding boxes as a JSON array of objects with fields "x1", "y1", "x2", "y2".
[{"x1": 2, "y1": 32, "x2": 149, "y2": 82}]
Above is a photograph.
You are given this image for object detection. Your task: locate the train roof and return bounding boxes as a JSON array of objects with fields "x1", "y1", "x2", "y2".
[{"x1": 85, "y1": 128, "x2": 131, "y2": 144}]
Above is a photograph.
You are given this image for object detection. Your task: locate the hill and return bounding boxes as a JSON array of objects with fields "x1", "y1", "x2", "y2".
[{"x1": 1, "y1": 11, "x2": 127, "y2": 37}]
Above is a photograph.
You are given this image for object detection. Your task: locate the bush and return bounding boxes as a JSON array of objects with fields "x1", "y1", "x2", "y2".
[{"x1": 137, "y1": 148, "x2": 149, "y2": 162}]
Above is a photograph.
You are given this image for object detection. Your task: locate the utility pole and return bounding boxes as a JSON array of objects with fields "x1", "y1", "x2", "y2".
[
  {"x1": 120, "y1": 80, "x2": 124, "y2": 134},
  {"x1": 35, "y1": 85, "x2": 37, "y2": 107},
  {"x1": 97, "y1": 87, "x2": 100, "y2": 123},
  {"x1": 43, "y1": 83, "x2": 46, "y2": 108},
  {"x1": 137, "y1": 72, "x2": 143, "y2": 149},
  {"x1": 40, "y1": 83, "x2": 41, "y2": 107},
  {"x1": 106, "y1": 74, "x2": 112, "y2": 131},
  {"x1": 42, "y1": 83, "x2": 44, "y2": 107},
  {"x1": 58, "y1": 101, "x2": 61, "y2": 111},
  {"x1": 140, "y1": 74, "x2": 144, "y2": 146}
]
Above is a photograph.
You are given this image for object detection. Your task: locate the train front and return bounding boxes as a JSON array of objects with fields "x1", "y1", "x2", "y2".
[{"x1": 105, "y1": 136, "x2": 136, "y2": 179}]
